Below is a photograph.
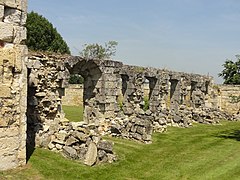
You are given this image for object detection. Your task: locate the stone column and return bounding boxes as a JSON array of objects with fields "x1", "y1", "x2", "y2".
[{"x1": 0, "y1": 0, "x2": 28, "y2": 170}]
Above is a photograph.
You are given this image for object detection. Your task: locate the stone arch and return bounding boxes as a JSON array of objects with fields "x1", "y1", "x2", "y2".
[
  {"x1": 65, "y1": 57, "x2": 103, "y2": 124},
  {"x1": 169, "y1": 79, "x2": 180, "y2": 111}
]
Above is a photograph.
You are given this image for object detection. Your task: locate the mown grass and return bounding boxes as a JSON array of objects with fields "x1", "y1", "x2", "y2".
[
  {"x1": 1, "y1": 120, "x2": 240, "y2": 179},
  {"x1": 62, "y1": 105, "x2": 83, "y2": 122}
]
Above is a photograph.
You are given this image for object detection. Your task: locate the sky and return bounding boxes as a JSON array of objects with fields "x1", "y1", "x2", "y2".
[{"x1": 28, "y1": 0, "x2": 240, "y2": 84}]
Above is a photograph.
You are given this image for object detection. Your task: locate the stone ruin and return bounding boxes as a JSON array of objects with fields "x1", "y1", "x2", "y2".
[
  {"x1": 0, "y1": 0, "x2": 28, "y2": 171},
  {"x1": 64, "y1": 56, "x2": 237, "y2": 143},
  {"x1": 26, "y1": 52, "x2": 238, "y2": 156},
  {"x1": 27, "y1": 52, "x2": 116, "y2": 166},
  {"x1": 0, "y1": 0, "x2": 239, "y2": 171}
]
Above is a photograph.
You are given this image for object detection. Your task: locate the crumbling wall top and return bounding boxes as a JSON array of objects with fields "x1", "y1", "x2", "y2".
[{"x1": 0, "y1": 0, "x2": 28, "y2": 12}]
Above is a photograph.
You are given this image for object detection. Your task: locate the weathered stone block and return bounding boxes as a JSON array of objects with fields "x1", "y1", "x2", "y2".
[
  {"x1": 0, "y1": 85, "x2": 11, "y2": 97},
  {"x1": 14, "y1": 45, "x2": 27, "y2": 72},
  {"x1": 0, "y1": 65, "x2": 3, "y2": 79},
  {"x1": 0, "y1": 127, "x2": 21, "y2": 170},
  {"x1": 105, "y1": 96, "x2": 116, "y2": 103},
  {"x1": 105, "y1": 103, "x2": 115, "y2": 111},
  {"x1": 2, "y1": 0, "x2": 16, "y2": 8},
  {"x1": 97, "y1": 140, "x2": 113, "y2": 153},
  {"x1": 13, "y1": 26, "x2": 26, "y2": 44},
  {"x1": 0, "y1": 22, "x2": 14, "y2": 42},
  {"x1": 0, "y1": 155, "x2": 18, "y2": 170},
  {"x1": 20, "y1": 11, "x2": 27, "y2": 25},
  {"x1": 65, "y1": 136, "x2": 78, "y2": 146},
  {"x1": 4, "y1": 7, "x2": 22, "y2": 25},
  {"x1": 17, "y1": 0, "x2": 28, "y2": 12},
  {"x1": 0, "y1": 117, "x2": 8, "y2": 126},
  {"x1": 63, "y1": 146, "x2": 77, "y2": 159},
  {"x1": 105, "y1": 81, "x2": 117, "y2": 89},
  {"x1": 84, "y1": 142, "x2": 97, "y2": 166},
  {"x1": 0, "y1": 47, "x2": 15, "y2": 66},
  {"x1": 72, "y1": 131, "x2": 87, "y2": 142},
  {"x1": 2, "y1": 0, "x2": 27, "y2": 12},
  {"x1": 0, "y1": 5, "x2": 4, "y2": 21}
]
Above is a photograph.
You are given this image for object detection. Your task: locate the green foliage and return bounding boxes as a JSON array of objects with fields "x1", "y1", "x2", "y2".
[
  {"x1": 69, "y1": 74, "x2": 84, "y2": 84},
  {"x1": 26, "y1": 11, "x2": 70, "y2": 54},
  {"x1": 219, "y1": 55, "x2": 240, "y2": 84},
  {"x1": 134, "y1": 66, "x2": 145, "y2": 73},
  {"x1": 143, "y1": 96, "x2": 150, "y2": 111},
  {"x1": 229, "y1": 95, "x2": 240, "y2": 103},
  {"x1": 80, "y1": 41, "x2": 118, "y2": 60},
  {"x1": 117, "y1": 95, "x2": 124, "y2": 111},
  {"x1": 2, "y1": 121, "x2": 240, "y2": 179},
  {"x1": 62, "y1": 105, "x2": 83, "y2": 122}
]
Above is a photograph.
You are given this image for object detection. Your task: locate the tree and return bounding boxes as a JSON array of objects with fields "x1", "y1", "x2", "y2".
[
  {"x1": 26, "y1": 11, "x2": 70, "y2": 54},
  {"x1": 219, "y1": 55, "x2": 240, "y2": 84},
  {"x1": 69, "y1": 74, "x2": 84, "y2": 84},
  {"x1": 80, "y1": 41, "x2": 118, "y2": 60}
]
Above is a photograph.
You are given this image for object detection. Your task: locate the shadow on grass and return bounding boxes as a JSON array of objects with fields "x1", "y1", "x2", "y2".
[
  {"x1": 216, "y1": 130, "x2": 240, "y2": 141},
  {"x1": 26, "y1": 143, "x2": 35, "y2": 162}
]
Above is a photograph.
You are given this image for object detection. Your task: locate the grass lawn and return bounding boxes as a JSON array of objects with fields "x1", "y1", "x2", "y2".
[
  {"x1": 62, "y1": 105, "x2": 83, "y2": 122},
  {"x1": 1, "y1": 120, "x2": 240, "y2": 179}
]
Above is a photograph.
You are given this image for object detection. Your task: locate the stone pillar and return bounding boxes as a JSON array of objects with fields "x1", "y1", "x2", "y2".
[{"x1": 0, "y1": 0, "x2": 28, "y2": 170}]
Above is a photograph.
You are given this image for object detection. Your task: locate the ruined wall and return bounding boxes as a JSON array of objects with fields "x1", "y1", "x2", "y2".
[
  {"x1": 24, "y1": 53, "x2": 239, "y2": 167},
  {"x1": 65, "y1": 56, "x2": 123, "y2": 125},
  {"x1": 27, "y1": 52, "x2": 70, "y2": 148},
  {"x1": 0, "y1": 0, "x2": 237, "y2": 170},
  {"x1": 27, "y1": 54, "x2": 237, "y2": 146},
  {"x1": 108, "y1": 66, "x2": 217, "y2": 142},
  {"x1": 214, "y1": 85, "x2": 240, "y2": 115},
  {"x1": 27, "y1": 53, "x2": 116, "y2": 166},
  {"x1": 65, "y1": 57, "x2": 231, "y2": 143},
  {"x1": 62, "y1": 84, "x2": 83, "y2": 106},
  {"x1": 62, "y1": 57, "x2": 238, "y2": 144},
  {"x1": 0, "y1": 0, "x2": 28, "y2": 170}
]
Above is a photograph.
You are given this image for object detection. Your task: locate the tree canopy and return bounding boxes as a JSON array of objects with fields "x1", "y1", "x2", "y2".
[
  {"x1": 26, "y1": 11, "x2": 70, "y2": 54},
  {"x1": 69, "y1": 74, "x2": 84, "y2": 84},
  {"x1": 80, "y1": 41, "x2": 118, "y2": 60},
  {"x1": 219, "y1": 55, "x2": 240, "y2": 84}
]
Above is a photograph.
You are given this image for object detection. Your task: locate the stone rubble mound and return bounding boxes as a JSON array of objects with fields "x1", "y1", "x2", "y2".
[
  {"x1": 110, "y1": 115, "x2": 153, "y2": 144},
  {"x1": 39, "y1": 120, "x2": 116, "y2": 166}
]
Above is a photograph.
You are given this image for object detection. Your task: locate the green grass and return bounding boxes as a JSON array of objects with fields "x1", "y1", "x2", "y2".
[
  {"x1": 62, "y1": 105, "x2": 83, "y2": 122},
  {"x1": 1, "y1": 121, "x2": 240, "y2": 179}
]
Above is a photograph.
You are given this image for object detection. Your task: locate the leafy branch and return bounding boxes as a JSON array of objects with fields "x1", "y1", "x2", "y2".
[{"x1": 80, "y1": 41, "x2": 118, "y2": 60}]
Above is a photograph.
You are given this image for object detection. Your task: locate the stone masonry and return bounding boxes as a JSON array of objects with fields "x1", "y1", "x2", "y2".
[
  {"x1": 64, "y1": 56, "x2": 237, "y2": 143},
  {"x1": 27, "y1": 52, "x2": 116, "y2": 166},
  {"x1": 0, "y1": 0, "x2": 239, "y2": 171},
  {"x1": 213, "y1": 85, "x2": 240, "y2": 115},
  {"x1": 62, "y1": 84, "x2": 83, "y2": 106},
  {"x1": 0, "y1": 0, "x2": 28, "y2": 170}
]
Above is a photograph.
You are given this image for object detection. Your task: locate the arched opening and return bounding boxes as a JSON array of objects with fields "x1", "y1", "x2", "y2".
[
  {"x1": 65, "y1": 57, "x2": 103, "y2": 124},
  {"x1": 62, "y1": 74, "x2": 84, "y2": 122},
  {"x1": 205, "y1": 81, "x2": 210, "y2": 95},
  {"x1": 169, "y1": 79, "x2": 179, "y2": 111},
  {"x1": 26, "y1": 56, "x2": 103, "y2": 161},
  {"x1": 117, "y1": 74, "x2": 129, "y2": 111},
  {"x1": 143, "y1": 77, "x2": 157, "y2": 111},
  {"x1": 121, "y1": 74, "x2": 129, "y2": 97}
]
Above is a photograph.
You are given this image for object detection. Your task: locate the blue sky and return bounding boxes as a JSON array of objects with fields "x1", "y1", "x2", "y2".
[{"x1": 28, "y1": 0, "x2": 240, "y2": 83}]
